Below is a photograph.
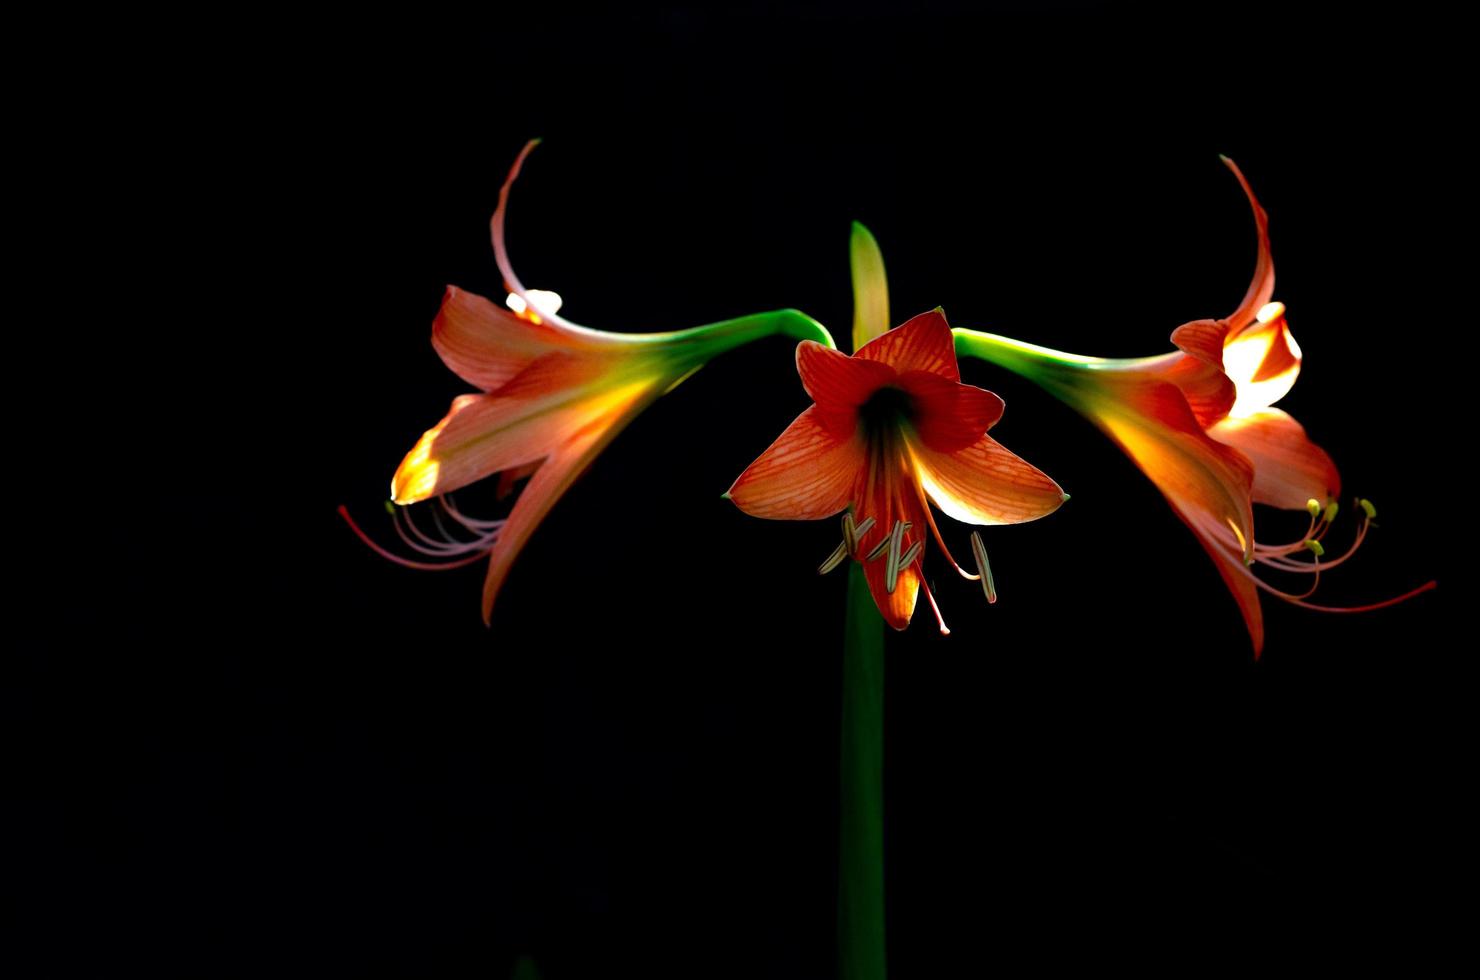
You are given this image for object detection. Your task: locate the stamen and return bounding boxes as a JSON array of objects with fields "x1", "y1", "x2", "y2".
[
  {"x1": 910, "y1": 477, "x2": 979, "y2": 581},
  {"x1": 818, "y1": 540, "x2": 849, "y2": 576},
  {"x1": 1306, "y1": 498, "x2": 1322, "y2": 518},
  {"x1": 1304, "y1": 539, "x2": 1325, "y2": 557},
  {"x1": 919, "y1": 574, "x2": 950, "y2": 636},
  {"x1": 338, "y1": 505, "x2": 493, "y2": 571},
  {"x1": 866, "y1": 520, "x2": 908, "y2": 563},
  {"x1": 842, "y1": 514, "x2": 858, "y2": 556},
  {"x1": 1358, "y1": 498, "x2": 1377, "y2": 520},
  {"x1": 393, "y1": 508, "x2": 479, "y2": 556},
  {"x1": 1324, "y1": 500, "x2": 1340, "y2": 523},
  {"x1": 899, "y1": 539, "x2": 923, "y2": 570},
  {"x1": 442, "y1": 494, "x2": 505, "y2": 531},
  {"x1": 970, "y1": 531, "x2": 997, "y2": 604},
  {"x1": 885, "y1": 520, "x2": 908, "y2": 594}
]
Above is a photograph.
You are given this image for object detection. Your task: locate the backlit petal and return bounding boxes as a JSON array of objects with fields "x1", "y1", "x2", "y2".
[
  {"x1": 796, "y1": 339, "x2": 896, "y2": 420},
  {"x1": 479, "y1": 409, "x2": 648, "y2": 622},
  {"x1": 1080, "y1": 377, "x2": 1256, "y2": 563},
  {"x1": 1223, "y1": 313, "x2": 1301, "y2": 416},
  {"x1": 897, "y1": 371, "x2": 1004, "y2": 453},
  {"x1": 391, "y1": 372, "x2": 654, "y2": 505},
  {"x1": 850, "y1": 449, "x2": 924, "y2": 630},
  {"x1": 1220, "y1": 156, "x2": 1274, "y2": 333},
  {"x1": 1187, "y1": 510, "x2": 1266, "y2": 657},
  {"x1": 855, "y1": 309, "x2": 960, "y2": 381},
  {"x1": 727, "y1": 405, "x2": 866, "y2": 519},
  {"x1": 431, "y1": 285, "x2": 571, "y2": 391},
  {"x1": 1208, "y1": 407, "x2": 1340, "y2": 510},
  {"x1": 906, "y1": 432, "x2": 1065, "y2": 526}
]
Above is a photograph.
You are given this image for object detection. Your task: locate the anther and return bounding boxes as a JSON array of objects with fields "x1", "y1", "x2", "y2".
[
  {"x1": 1358, "y1": 498, "x2": 1377, "y2": 520},
  {"x1": 1324, "y1": 501, "x2": 1339, "y2": 523},
  {"x1": 885, "y1": 520, "x2": 908, "y2": 594},
  {"x1": 1304, "y1": 539, "x2": 1325, "y2": 557},
  {"x1": 970, "y1": 531, "x2": 997, "y2": 604},
  {"x1": 1306, "y1": 498, "x2": 1322, "y2": 518},
  {"x1": 818, "y1": 540, "x2": 849, "y2": 576}
]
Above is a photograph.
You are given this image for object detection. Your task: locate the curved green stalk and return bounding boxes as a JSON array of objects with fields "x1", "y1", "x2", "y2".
[{"x1": 839, "y1": 561, "x2": 886, "y2": 980}]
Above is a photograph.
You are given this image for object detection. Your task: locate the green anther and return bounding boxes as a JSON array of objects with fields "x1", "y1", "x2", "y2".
[
  {"x1": 1304, "y1": 539, "x2": 1326, "y2": 557},
  {"x1": 1306, "y1": 498, "x2": 1322, "y2": 518},
  {"x1": 1324, "y1": 500, "x2": 1340, "y2": 523},
  {"x1": 1358, "y1": 498, "x2": 1377, "y2": 520},
  {"x1": 383, "y1": 499, "x2": 397, "y2": 516}
]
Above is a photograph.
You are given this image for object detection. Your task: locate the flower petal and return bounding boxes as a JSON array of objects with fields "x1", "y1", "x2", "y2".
[
  {"x1": 479, "y1": 407, "x2": 648, "y2": 623},
  {"x1": 1208, "y1": 407, "x2": 1340, "y2": 510},
  {"x1": 727, "y1": 405, "x2": 866, "y2": 519},
  {"x1": 1220, "y1": 156, "x2": 1274, "y2": 333},
  {"x1": 855, "y1": 309, "x2": 960, "y2": 381},
  {"x1": 896, "y1": 371, "x2": 1004, "y2": 453},
  {"x1": 905, "y1": 432, "x2": 1065, "y2": 526},
  {"x1": 850, "y1": 449, "x2": 924, "y2": 630},
  {"x1": 1222, "y1": 314, "x2": 1301, "y2": 416},
  {"x1": 391, "y1": 360, "x2": 656, "y2": 505},
  {"x1": 1187, "y1": 510, "x2": 1266, "y2": 658},
  {"x1": 1082, "y1": 377, "x2": 1256, "y2": 558},
  {"x1": 796, "y1": 340, "x2": 896, "y2": 428},
  {"x1": 431, "y1": 285, "x2": 573, "y2": 392}
]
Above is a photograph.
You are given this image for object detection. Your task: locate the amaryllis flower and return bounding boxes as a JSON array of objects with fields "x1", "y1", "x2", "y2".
[
  {"x1": 727, "y1": 304, "x2": 1067, "y2": 633},
  {"x1": 953, "y1": 158, "x2": 1434, "y2": 655},
  {"x1": 342, "y1": 140, "x2": 834, "y2": 621}
]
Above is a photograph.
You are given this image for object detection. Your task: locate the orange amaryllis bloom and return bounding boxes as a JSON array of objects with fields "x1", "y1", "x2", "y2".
[
  {"x1": 727, "y1": 303, "x2": 1067, "y2": 633},
  {"x1": 953, "y1": 158, "x2": 1434, "y2": 655},
  {"x1": 342, "y1": 140, "x2": 834, "y2": 621}
]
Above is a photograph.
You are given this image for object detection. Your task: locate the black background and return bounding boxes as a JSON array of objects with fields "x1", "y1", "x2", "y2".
[{"x1": 22, "y1": 3, "x2": 1465, "y2": 975}]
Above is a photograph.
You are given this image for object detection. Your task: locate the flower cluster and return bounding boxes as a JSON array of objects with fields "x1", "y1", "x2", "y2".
[{"x1": 346, "y1": 145, "x2": 1431, "y2": 653}]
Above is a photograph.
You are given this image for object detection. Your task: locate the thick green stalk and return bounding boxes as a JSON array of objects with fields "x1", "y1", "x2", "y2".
[{"x1": 839, "y1": 561, "x2": 886, "y2": 980}]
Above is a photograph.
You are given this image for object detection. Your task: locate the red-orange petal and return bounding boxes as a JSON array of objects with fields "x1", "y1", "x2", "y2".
[
  {"x1": 391, "y1": 360, "x2": 653, "y2": 504},
  {"x1": 850, "y1": 449, "x2": 925, "y2": 630},
  {"x1": 905, "y1": 432, "x2": 1066, "y2": 526},
  {"x1": 1207, "y1": 407, "x2": 1341, "y2": 511},
  {"x1": 898, "y1": 371, "x2": 1005, "y2": 453},
  {"x1": 479, "y1": 410, "x2": 645, "y2": 623},
  {"x1": 727, "y1": 406, "x2": 866, "y2": 519},
  {"x1": 1186, "y1": 510, "x2": 1266, "y2": 658},
  {"x1": 431, "y1": 285, "x2": 571, "y2": 392},
  {"x1": 795, "y1": 339, "x2": 895, "y2": 434},
  {"x1": 1220, "y1": 156, "x2": 1275, "y2": 333},
  {"x1": 855, "y1": 309, "x2": 960, "y2": 381}
]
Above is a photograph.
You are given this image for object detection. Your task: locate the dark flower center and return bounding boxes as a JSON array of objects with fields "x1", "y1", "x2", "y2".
[{"x1": 857, "y1": 385, "x2": 915, "y2": 436}]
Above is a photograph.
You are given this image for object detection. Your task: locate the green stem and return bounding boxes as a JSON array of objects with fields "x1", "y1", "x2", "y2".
[
  {"x1": 839, "y1": 562, "x2": 886, "y2": 980},
  {"x1": 644, "y1": 308, "x2": 837, "y2": 353}
]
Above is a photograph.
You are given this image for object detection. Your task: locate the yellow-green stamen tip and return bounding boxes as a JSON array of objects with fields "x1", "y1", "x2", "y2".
[
  {"x1": 1358, "y1": 498, "x2": 1377, "y2": 519},
  {"x1": 1324, "y1": 500, "x2": 1340, "y2": 523},
  {"x1": 383, "y1": 499, "x2": 397, "y2": 516},
  {"x1": 1306, "y1": 498, "x2": 1322, "y2": 518},
  {"x1": 1304, "y1": 539, "x2": 1326, "y2": 557}
]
